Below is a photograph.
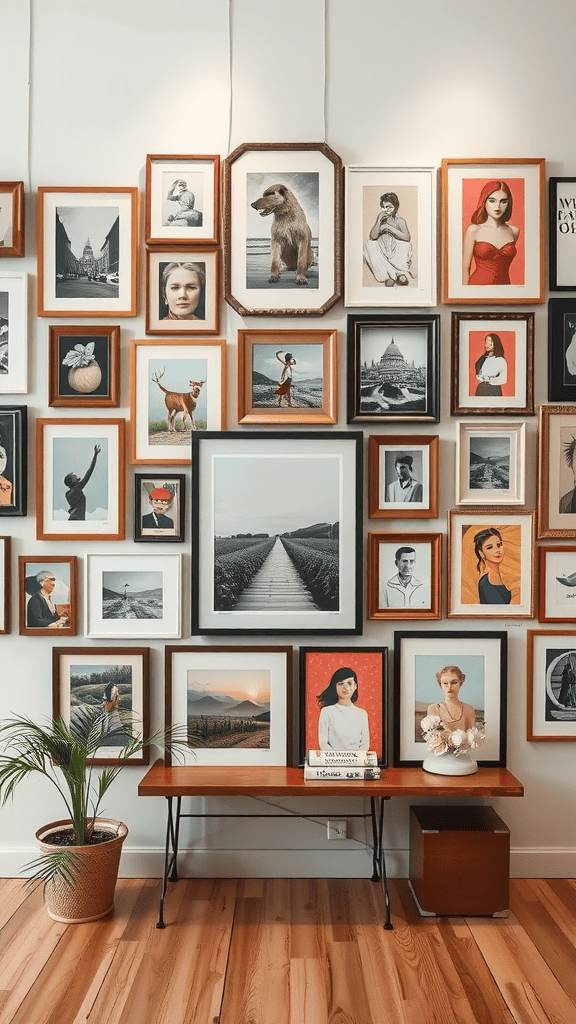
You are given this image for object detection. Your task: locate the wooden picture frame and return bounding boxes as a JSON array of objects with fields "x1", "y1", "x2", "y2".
[
  {"x1": 0, "y1": 181, "x2": 24, "y2": 257},
  {"x1": 18, "y1": 555, "x2": 77, "y2": 637},
  {"x1": 299, "y1": 646, "x2": 388, "y2": 767},
  {"x1": 344, "y1": 165, "x2": 436, "y2": 307},
  {"x1": 538, "y1": 404, "x2": 576, "y2": 538},
  {"x1": 0, "y1": 273, "x2": 27, "y2": 393},
  {"x1": 451, "y1": 311, "x2": 534, "y2": 415},
  {"x1": 86, "y1": 552, "x2": 181, "y2": 639},
  {"x1": 134, "y1": 473, "x2": 185, "y2": 543},
  {"x1": 527, "y1": 630, "x2": 576, "y2": 741},
  {"x1": 36, "y1": 417, "x2": 125, "y2": 541},
  {"x1": 0, "y1": 405, "x2": 27, "y2": 517},
  {"x1": 347, "y1": 313, "x2": 440, "y2": 423},
  {"x1": 145, "y1": 248, "x2": 220, "y2": 335},
  {"x1": 165, "y1": 645, "x2": 292, "y2": 767},
  {"x1": 441, "y1": 158, "x2": 545, "y2": 305},
  {"x1": 129, "y1": 338, "x2": 226, "y2": 465},
  {"x1": 224, "y1": 141, "x2": 343, "y2": 316},
  {"x1": 237, "y1": 328, "x2": 338, "y2": 425},
  {"x1": 368, "y1": 434, "x2": 438, "y2": 519},
  {"x1": 0, "y1": 536, "x2": 10, "y2": 634},
  {"x1": 48, "y1": 325, "x2": 120, "y2": 407},
  {"x1": 448, "y1": 509, "x2": 535, "y2": 618},
  {"x1": 192, "y1": 431, "x2": 363, "y2": 635},
  {"x1": 547, "y1": 299, "x2": 576, "y2": 402},
  {"x1": 455, "y1": 420, "x2": 526, "y2": 506},
  {"x1": 367, "y1": 532, "x2": 442, "y2": 621},
  {"x1": 53, "y1": 646, "x2": 150, "y2": 765},
  {"x1": 549, "y1": 177, "x2": 576, "y2": 291},
  {"x1": 37, "y1": 186, "x2": 138, "y2": 317},
  {"x1": 145, "y1": 154, "x2": 220, "y2": 247},
  {"x1": 538, "y1": 546, "x2": 576, "y2": 623},
  {"x1": 393, "y1": 629, "x2": 508, "y2": 767}
]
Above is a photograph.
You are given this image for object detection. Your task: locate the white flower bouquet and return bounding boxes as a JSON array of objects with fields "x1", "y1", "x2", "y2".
[{"x1": 420, "y1": 714, "x2": 485, "y2": 756}]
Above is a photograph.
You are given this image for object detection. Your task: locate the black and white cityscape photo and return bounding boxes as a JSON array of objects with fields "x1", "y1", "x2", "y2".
[
  {"x1": 55, "y1": 206, "x2": 120, "y2": 299},
  {"x1": 358, "y1": 325, "x2": 427, "y2": 414}
]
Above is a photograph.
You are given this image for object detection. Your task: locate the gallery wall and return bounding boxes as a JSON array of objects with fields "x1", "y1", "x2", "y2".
[{"x1": 0, "y1": 0, "x2": 574, "y2": 878}]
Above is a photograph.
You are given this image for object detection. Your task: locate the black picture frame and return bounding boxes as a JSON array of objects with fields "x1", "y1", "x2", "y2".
[
  {"x1": 133, "y1": 473, "x2": 185, "y2": 542},
  {"x1": 346, "y1": 313, "x2": 440, "y2": 423},
  {"x1": 298, "y1": 646, "x2": 388, "y2": 767},
  {"x1": 0, "y1": 405, "x2": 27, "y2": 516},
  {"x1": 548, "y1": 299, "x2": 576, "y2": 402},
  {"x1": 191, "y1": 430, "x2": 363, "y2": 635},
  {"x1": 393, "y1": 629, "x2": 508, "y2": 768},
  {"x1": 549, "y1": 177, "x2": 576, "y2": 291}
]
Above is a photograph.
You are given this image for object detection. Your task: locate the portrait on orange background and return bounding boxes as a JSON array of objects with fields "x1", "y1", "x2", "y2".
[
  {"x1": 451, "y1": 311, "x2": 534, "y2": 415},
  {"x1": 448, "y1": 510, "x2": 535, "y2": 619}
]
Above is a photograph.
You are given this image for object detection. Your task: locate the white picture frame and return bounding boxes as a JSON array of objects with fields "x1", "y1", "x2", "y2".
[
  {"x1": 455, "y1": 420, "x2": 525, "y2": 506},
  {"x1": 86, "y1": 552, "x2": 181, "y2": 639},
  {"x1": 0, "y1": 273, "x2": 27, "y2": 393}
]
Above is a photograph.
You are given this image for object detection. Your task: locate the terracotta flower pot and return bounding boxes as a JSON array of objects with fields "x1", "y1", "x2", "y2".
[{"x1": 35, "y1": 817, "x2": 128, "y2": 923}]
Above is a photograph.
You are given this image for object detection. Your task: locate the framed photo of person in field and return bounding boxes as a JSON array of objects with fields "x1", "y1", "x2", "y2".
[{"x1": 191, "y1": 431, "x2": 363, "y2": 635}]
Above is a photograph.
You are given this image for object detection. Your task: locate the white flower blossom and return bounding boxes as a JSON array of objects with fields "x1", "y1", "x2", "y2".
[{"x1": 62, "y1": 342, "x2": 97, "y2": 369}]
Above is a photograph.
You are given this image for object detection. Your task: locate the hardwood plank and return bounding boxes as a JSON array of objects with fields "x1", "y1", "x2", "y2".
[
  {"x1": 0, "y1": 880, "x2": 36, "y2": 932},
  {"x1": 325, "y1": 940, "x2": 376, "y2": 1024},
  {"x1": 289, "y1": 878, "x2": 327, "y2": 959},
  {"x1": 509, "y1": 880, "x2": 576, "y2": 1004},
  {"x1": 289, "y1": 959, "x2": 329, "y2": 1024}
]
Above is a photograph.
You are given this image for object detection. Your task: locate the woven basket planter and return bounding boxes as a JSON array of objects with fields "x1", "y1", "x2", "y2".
[{"x1": 36, "y1": 817, "x2": 128, "y2": 923}]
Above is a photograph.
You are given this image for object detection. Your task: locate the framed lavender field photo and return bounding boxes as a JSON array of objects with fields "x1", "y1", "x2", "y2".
[{"x1": 192, "y1": 431, "x2": 363, "y2": 635}]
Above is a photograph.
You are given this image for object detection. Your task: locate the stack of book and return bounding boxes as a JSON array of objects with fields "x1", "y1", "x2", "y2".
[{"x1": 303, "y1": 749, "x2": 381, "y2": 780}]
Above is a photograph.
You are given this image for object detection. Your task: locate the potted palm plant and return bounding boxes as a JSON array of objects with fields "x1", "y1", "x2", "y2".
[{"x1": 0, "y1": 708, "x2": 184, "y2": 923}]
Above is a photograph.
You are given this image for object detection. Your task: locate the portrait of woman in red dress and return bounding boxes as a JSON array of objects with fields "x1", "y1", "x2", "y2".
[{"x1": 462, "y1": 179, "x2": 524, "y2": 286}]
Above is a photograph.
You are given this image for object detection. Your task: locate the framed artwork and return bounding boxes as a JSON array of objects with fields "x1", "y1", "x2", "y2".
[
  {"x1": 347, "y1": 313, "x2": 440, "y2": 423},
  {"x1": 145, "y1": 248, "x2": 219, "y2": 335},
  {"x1": 344, "y1": 166, "x2": 436, "y2": 307},
  {"x1": 145, "y1": 154, "x2": 220, "y2": 246},
  {"x1": 48, "y1": 325, "x2": 120, "y2": 407},
  {"x1": 0, "y1": 181, "x2": 24, "y2": 257},
  {"x1": 527, "y1": 631, "x2": 576, "y2": 741},
  {"x1": 133, "y1": 473, "x2": 185, "y2": 543},
  {"x1": 36, "y1": 418, "x2": 125, "y2": 541},
  {"x1": 538, "y1": 404, "x2": 576, "y2": 538},
  {"x1": 0, "y1": 405, "x2": 27, "y2": 516},
  {"x1": 237, "y1": 328, "x2": 338, "y2": 425},
  {"x1": 547, "y1": 299, "x2": 576, "y2": 402},
  {"x1": 538, "y1": 546, "x2": 576, "y2": 623},
  {"x1": 441, "y1": 158, "x2": 545, "y2": 305},
  {"x1": 448, "y1": 509, "x2": 535, "y2": 618},
  {"x1": 451, "y1": 311, "x2": 534, "y2": 415},
  {"x1": 393, "y1": 630, "x2": 508, "y2": 767},
  {"x1": 165, "y1": 645, "x2": 292, "y2": 767},
  {"x1": 18, "y1": 555, "x2": 77, "y2": 637},
  {"x1": 368, "y1": 434, "x2": 438, "y2": 519},
  {"x1": 0, "y1": 273, "x2": 27, "y2": 393},
  {"x1": 299, "y1": 647, "x2": 388, "y2": 767},
  {"x1": 37, "y1": 186, "x2": 138, "y2": 317},
  {"x1": 129, "y1": 338, "x2": 226, "y2": 465},
  {"x1": 223, "y1": 141, "x2": 343, "y2": 317},
  {"x1": 85, "y1": 552, "x2": 181, "y2": 639},
  {"x1": 367, "y1": 532, "x2": 442, "y2": 621},
  {"x1": 53, "y1": 646, "x2": 150, "y2": 765},
  {"x1": 0, "y1": 536, "x2": 10, "y2": 634},
  {"x1": 192, "y1": 431, "x2": 363, "y2": 635},
  {"x1": 549, "y1": 177, "x2": 576, "y2": 290},
  {"x1": 455, "y1": 420, "x2": 526, "y2": 506}
]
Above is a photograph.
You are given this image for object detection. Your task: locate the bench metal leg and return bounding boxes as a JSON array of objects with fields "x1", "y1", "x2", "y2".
[
  {"x1": 379, "y1": 797, "x2": 393, "y2": 930},
  {"x1": 156, "y1": 795, "x2": 182, "y2": 928}
]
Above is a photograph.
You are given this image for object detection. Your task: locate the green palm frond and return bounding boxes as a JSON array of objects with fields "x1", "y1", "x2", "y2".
[{"x1": 22, "y1": 850, "x2": 79, "y2": 892}]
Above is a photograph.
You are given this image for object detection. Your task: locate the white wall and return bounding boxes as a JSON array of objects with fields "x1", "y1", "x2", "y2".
[{"x1": 0, "y1": 0, "x2": 574, "y2": 878}]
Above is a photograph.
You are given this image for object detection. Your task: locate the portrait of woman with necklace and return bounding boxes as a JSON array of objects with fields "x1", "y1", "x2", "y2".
[{"x1": 427, "y1": 665, "x2": 475, "y2": 733}]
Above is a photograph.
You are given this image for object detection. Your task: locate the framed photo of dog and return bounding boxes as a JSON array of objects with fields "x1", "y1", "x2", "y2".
[
  {"x1": 129, "y1": 338, "x2": 226, "y2": 465},
  {"x1": 145, "y1": 248, "x2": 219, "y2": 335},
  {"x1": 223, "y1": 142, "x2": 343, "y2": 317}
]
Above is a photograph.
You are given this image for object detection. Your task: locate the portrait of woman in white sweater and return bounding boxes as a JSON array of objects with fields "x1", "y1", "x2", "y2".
[{"x1": 316, "y1": 666, "x2": 370, "y2": 750}]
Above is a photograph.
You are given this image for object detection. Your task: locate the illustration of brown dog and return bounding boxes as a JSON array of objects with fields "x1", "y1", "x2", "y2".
[{"x1": 251, "y1": 183, "x2": 314, "y2": 285}]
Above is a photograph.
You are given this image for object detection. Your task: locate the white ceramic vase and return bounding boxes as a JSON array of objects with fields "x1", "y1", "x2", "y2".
[{"x1": 422, "y1": 749, "x2": 478, "y2": 776}]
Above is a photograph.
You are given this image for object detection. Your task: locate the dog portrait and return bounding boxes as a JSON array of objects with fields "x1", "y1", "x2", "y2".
[{"x1": 246, "y1": 172, "x2": 319, "y2": 291}]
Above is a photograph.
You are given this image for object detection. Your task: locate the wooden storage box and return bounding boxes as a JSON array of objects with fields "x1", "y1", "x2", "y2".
[{"x1": 409, "y1": 805, "x2": 510, "y2": 917}]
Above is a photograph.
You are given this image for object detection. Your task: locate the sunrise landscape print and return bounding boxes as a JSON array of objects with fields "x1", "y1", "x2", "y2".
[{"x1": 186, "y1": 668, "x2": 271, "y2": 749}]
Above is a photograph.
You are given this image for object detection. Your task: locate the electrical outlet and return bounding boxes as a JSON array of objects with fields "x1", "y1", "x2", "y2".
[{"x1": 327, "y1": 819, "x2": 347, "y2": 840}]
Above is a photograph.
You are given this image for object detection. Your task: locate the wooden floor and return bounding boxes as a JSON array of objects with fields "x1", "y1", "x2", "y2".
[{"x1": 0, "y1": 876, "x2": 575, "y2": 1024}]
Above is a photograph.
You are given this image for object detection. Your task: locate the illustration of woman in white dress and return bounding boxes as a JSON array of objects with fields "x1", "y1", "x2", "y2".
[{"x1": 363, "y1": 191, "x2": 413, "y2": 287}]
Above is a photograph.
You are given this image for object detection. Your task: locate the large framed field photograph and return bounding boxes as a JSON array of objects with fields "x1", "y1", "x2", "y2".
[
  {"x1": 538, "y1": 404, "x2": 576, "y2": 538},
  {"x1": 448, "y1": 509, "x2": 535, "y2": 618},
  {"x1": 441, "y1": 158, "x2": 545, "y2": 305},
  {"x1": 344, "y1": 166, "x2": 436, "y2": 307},
  {"x1": 347, "y1": 313, "x2": 440, "y2": 423},
  {"x1": 18, "y1": 554, "x2": 77, "y2": 637},
  {"x1": 165, "y1": 645, "x2": 292, "y2": 767},
  {"x1": 393, "y1": 630, "x2": 508, "y2": 768},
  {"x1": 0, "y1": 405, "x2": 27, "y2": 517},
  {"x1": 37, "y1": 186, "x2": 138, "y2": 317},
  {"x1": 224, "y1": 142, "x2": 342, "y2": 316},
  {"x1": 192, "y1": 431, "x2": 363, "y2": 635},
  {"x1": 0, "y1": 273, "x2": 27, "y2": 393},
  {"x1": 145, "y1": 154, "x2": 220, "y2": 247},
  {"x1": 86, "y1": 552, "x2": 181, "y2": 639},
  {"x1": 0, "y1": 181, "x2": 24, "y2": 257},
  {"x1": 451, "y1": 311, "x2": 534, "y2": 416},
  {"x1": 53, "y1": 646, "x2": 150, "y2": 765}
]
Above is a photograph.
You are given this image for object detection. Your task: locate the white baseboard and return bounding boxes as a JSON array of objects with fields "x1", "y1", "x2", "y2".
[{"x1": 1, "y1": 846, "x2": 575, "y2": 879}]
